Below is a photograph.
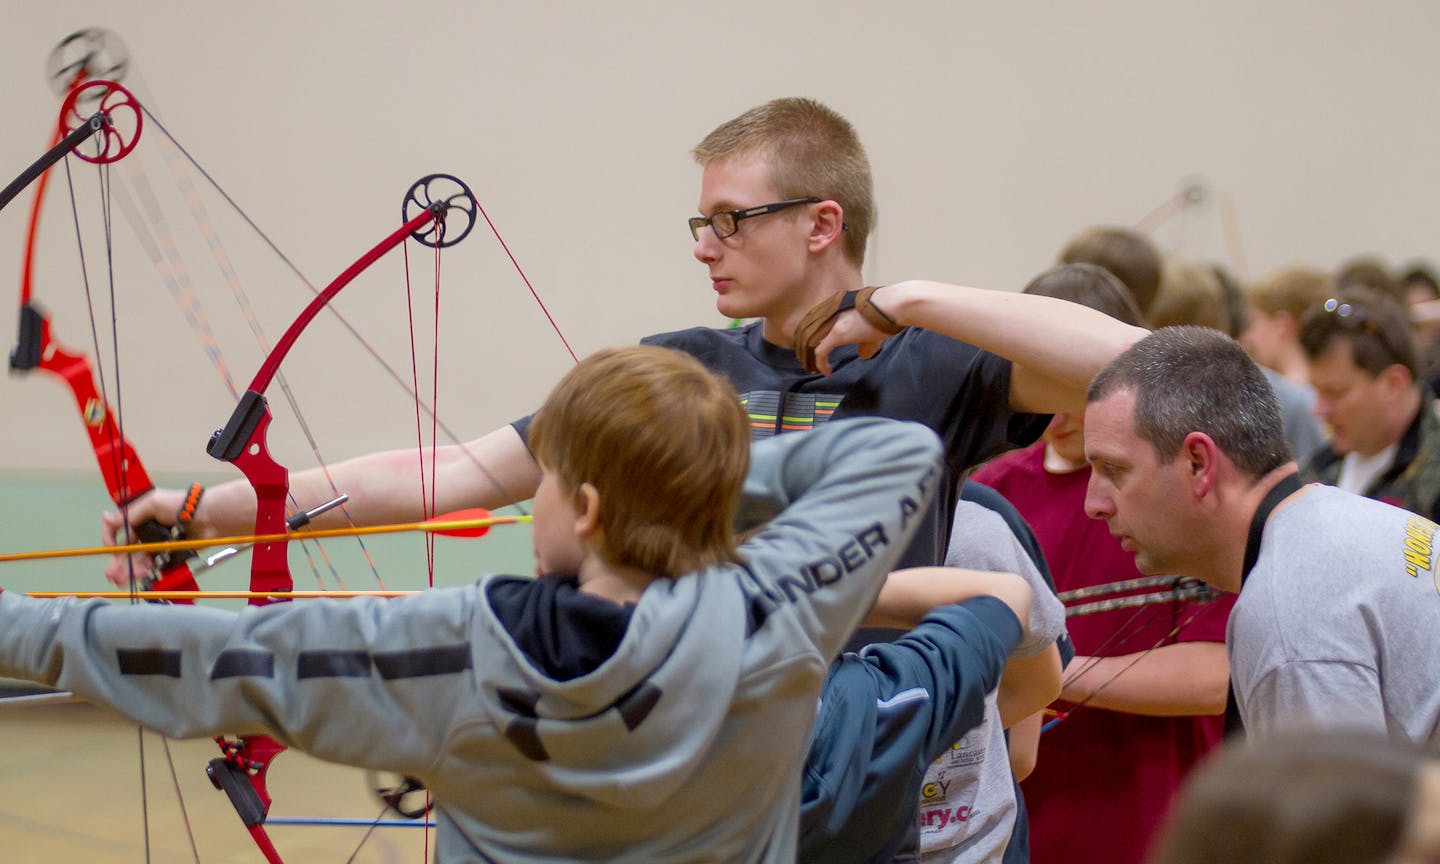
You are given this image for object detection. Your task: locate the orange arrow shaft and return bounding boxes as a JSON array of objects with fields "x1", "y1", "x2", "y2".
[
  {"x1": 0, "y1": 514, "x2": 530, "y2": 565},
  {"x1": 27, "y1": 590, "x2": 422, "y2": 600}
]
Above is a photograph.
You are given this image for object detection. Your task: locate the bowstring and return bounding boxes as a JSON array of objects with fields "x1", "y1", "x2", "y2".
[
  {"x1": 398, "y1": 212, "x2": 442, "y2": 864},
  {"x1": 426, "y1": 237, "x2": 441, "y2": 857},
  {"x1": 107, "y1": 166, "x2": 354, "y2": 591},
  {"x1": 122, "y1": 122, "x2": 476, "y2": 863},
  {"x1": 401, "y1": 240, "x2": 432, "y2": 580},
  {"x1": 135, "y1": 101, "x2": 542, "y2": 518},
  {"x1": 110, "y1": 145, "x2": 377, "y2": 593},
  {"x1": 1045, "y1": 588, "x2": 1223, "y2": 732},
  {"x1": 58, "y1": 123, "x2": 203, "y2": 864},
  {"x1": 430, "y1": 240, "x2": 441, "y2": 592},
  {"x1": 46, "y1": 67, "x2": 582, "y2": 862}
]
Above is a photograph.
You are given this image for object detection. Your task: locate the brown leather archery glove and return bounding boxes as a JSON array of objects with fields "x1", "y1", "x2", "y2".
[{"x1": 794, "y1": 285, "x2": 904, "y2": 373}]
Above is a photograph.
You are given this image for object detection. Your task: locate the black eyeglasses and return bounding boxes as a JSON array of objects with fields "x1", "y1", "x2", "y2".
[
  {"x1": 688, "y1": 197, "x2": 821, "y2": 241},
  {"x1": 1322, "y1": 297, "x2": 1406, "y2": 364}
]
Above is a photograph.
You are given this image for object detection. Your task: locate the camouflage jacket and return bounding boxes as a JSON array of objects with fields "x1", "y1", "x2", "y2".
[{"x1": 1302, "y1": 388, "x2": 1440, "y2": 521}]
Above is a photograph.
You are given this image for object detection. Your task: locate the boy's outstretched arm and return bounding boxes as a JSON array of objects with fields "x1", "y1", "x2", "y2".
[
  {"x1": 1059, "y1": 641, "x2": 1230, "y2": 716},
  {"x1": 798, "y1": 573, "x2": 1027, "y2": 863},
  {"x1": 802, "y1": 281, "x2": 1147, "y2": 412},
  {"x1": 102, "y1": 423, "x2": 540, "y2": 585},
  {"x1": 0, "y1": 587, "x2": 479, "y2": 778}
]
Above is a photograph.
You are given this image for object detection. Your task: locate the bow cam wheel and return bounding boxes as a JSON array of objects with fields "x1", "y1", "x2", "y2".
[
  {"x1": 403, "y1": 173, "x2": 477, "y2": 248},
  {"x1": 47, "y1": 28, "x2": 130, "y2": 95},
  {"x1": 58, "y1": 79, "x2": 143, "y2": 164}
]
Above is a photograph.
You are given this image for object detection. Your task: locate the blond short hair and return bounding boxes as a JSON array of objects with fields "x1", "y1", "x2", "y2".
[{"x1": 693, "y1": 97, "x2": 874, "y2": 267}]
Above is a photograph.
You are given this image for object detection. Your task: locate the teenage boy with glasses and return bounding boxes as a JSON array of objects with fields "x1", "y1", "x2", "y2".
[{"x1": 105, "y1": 95, "x2": 1141, "y2": 612}]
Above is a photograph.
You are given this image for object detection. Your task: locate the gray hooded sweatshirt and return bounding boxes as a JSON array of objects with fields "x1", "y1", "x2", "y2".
[{"x1": 0, "y1": 417, "x2": 942, "y2": 862}]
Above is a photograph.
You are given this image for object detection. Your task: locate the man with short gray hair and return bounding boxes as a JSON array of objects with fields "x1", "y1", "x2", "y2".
[{"x1": 1082, "y1": 326, "x2": 1440, "y2": 743}]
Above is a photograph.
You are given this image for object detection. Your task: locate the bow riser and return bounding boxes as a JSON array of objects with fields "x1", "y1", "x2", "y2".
[
  {"x1": 206, "y1": 208, "x2": 441, "y2": 602},
  {"x1": 212, "y1": 397, "x2": 291, "y2": 598},
  {"x1": 10, "y1": 310, "x2": 202, "y2": 596},
  {"x1": 14, "y1": 306, "x2": 153, "y2": 507}
]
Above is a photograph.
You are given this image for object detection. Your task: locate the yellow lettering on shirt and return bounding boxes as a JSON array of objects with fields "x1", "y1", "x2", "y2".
[{"x1": 1401, "y1": 515, "x2": 1438, "y2": 578}]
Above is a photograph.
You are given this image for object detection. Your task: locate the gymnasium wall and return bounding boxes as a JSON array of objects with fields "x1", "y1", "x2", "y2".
[{"x1": 1, "y1": 2, "x2": 1436, "y2": 583}]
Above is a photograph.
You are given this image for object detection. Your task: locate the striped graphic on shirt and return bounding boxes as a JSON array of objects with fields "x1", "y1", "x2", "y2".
[{"x1": 739, "y1": 391, "x2": 843, "y2": 439}]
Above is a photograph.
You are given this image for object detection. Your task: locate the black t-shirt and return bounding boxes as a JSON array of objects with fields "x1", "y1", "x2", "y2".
[
  {"x1": 641, "y1": 322, "x2": 1048, "y2": 569},
  {"x1": 514, "y1": 322, "x2": 1047, "y2": 568}
]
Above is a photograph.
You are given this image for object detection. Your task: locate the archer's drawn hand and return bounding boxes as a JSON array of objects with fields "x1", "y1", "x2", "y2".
[{"x1": 795, "y1": 285, "x2": 905, "y2": 376}]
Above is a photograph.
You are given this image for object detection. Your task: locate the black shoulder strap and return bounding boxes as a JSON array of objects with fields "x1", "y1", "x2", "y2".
[
  {"x1": 1226, "y1": 470, "x2": 1304, "y2": 737},
  {"x1": 1241, "y1": 472, "x2": 1304, "y2": 583}
]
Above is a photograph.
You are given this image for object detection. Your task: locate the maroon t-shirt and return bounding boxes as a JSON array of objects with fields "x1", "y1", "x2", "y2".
[{"x1": 972, "y1": 442, "x2": 1234, "y2": 864}]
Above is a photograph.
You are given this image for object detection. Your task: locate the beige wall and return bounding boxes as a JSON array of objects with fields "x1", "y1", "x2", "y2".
[{"x1": 2, "y1": 0, "x2": 1437, "y2": 478}]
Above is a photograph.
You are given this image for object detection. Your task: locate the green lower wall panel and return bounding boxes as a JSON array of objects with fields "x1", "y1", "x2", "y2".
[{"x1": 0, "y1": 471, "x2": 537, "y2": 601}]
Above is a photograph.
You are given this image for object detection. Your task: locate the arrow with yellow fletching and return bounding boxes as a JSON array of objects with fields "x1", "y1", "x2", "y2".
[{"x1": 0, "y1": 508, "x2": 529, "y2": 565}]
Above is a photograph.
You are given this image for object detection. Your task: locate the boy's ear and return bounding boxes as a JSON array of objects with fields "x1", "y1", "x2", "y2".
[
  {"x1": 807, "y1": 200, "x2": 845, "y2": 254},
  {"x1": 573, "y1": 482, "x2": 601, "y2": 538}
]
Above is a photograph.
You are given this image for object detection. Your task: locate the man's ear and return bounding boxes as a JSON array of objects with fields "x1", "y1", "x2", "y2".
[
  {"x1": 1181, "y1": 431, "x2": 1220, "y2": 497},
  {"x1": 1377, "y1": 363, "x2": 1416, "y2": 397},
  {"x1": 573, "y1": 482, "x2": 601, "y2": 538},
  {"x1": 808, "y1": 200, "x2": 846, "y2": 254}
]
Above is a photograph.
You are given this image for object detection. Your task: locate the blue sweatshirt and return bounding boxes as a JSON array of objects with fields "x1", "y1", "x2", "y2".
[{"x1": 799, "y1": 596, "x2": 1021, "y2": 863}]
